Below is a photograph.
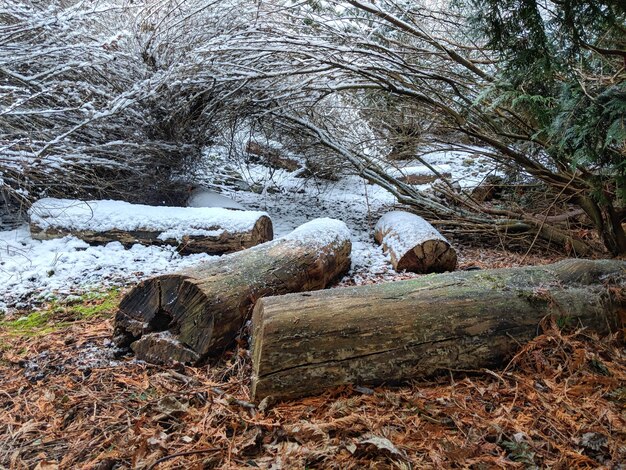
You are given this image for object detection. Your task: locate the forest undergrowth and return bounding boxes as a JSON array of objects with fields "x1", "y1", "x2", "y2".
[{"x1": 1, "y1": 246, "x2": 624, "y2": 469}]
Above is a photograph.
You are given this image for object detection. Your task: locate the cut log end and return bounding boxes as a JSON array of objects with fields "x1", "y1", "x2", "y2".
[
  {"x1": 396, "y1": 239, "x2": 457, "y2": 273},
  {"x1": 113, "y1": 274, "x2": 214, "y2": 363},
  {"x1": 252, "y1": 214, "x2": 273, "y2": 243},
  {"x1": 374, "y1": 211, "x2": 457, "y2": 273},
  {"x1": 179, "y1": 214, "x2": 273, "y2": 254}
]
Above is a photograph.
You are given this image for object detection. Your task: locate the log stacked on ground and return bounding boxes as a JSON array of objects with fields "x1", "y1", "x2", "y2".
[
  {"x1": 374, "y1": 211, "x2": 457, "y2": 273},
  {"x1": 113, "y1": 218, "x2": 352, "y2": 364},
  {"x1": 251, "y1": 259, "x2": 625, "y2": 400},
  {"x1": 29, "y1": 198, "x2": 272, "y2": 255}
]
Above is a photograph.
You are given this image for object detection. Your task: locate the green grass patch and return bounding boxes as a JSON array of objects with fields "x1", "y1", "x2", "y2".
[
  {"x1": 0, "y1": 311, "x2": 59, "y2": 337},
  {"x1": 61, "y1": 289, "x2": 121, "y2": 319},
  {"x1": 0, "y1": 288, "x2": 122, "y2": 337}
]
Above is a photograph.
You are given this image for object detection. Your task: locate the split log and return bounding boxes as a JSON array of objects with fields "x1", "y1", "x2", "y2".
[
  {"x1": 113, "y1": 218, "x2": 352, "y2": 364},
  {"x1": 374, "y1": 211, "x2": 457, "y2": 273},
  {"x1": 29, "y1": 198, "x2": 272, "y2": 255},
  {"x1": 251, "y1": 259, "x2": 625, "y2": 400}
]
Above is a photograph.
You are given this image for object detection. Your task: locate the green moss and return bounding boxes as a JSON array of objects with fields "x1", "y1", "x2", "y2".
[
  {"x1": 62, "y1": 289, "x2": 121, "y2": 319},
  {"x1": 0, "y1": 288, "x2": 121, "y2": 337},
  {"x1": 0, "y1": 311, "x2": 58, "y2": 337},
  {"x1": 555, "y1": 315, "x2": 572, "y2": 330},
  {"x1": 516, "y1": 289, "x2": 535, "y2": 301},
  {"x1": 476, "y1": 273, "x2": 507, "y2": 289}
]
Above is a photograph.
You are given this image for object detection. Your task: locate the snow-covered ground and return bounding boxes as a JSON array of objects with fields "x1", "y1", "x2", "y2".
[
  {"x1": 0, "y1": 147, "x2": 495, "y2": 312},
  {"x1": 0, "y1": 228, "x2": 215, "y2": 311}
]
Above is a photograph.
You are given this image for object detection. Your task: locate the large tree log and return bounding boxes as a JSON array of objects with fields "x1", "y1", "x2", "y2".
[
  {"x1": 251, "y1": 259, "x2": 625, "y2": 400},
  {"x1": 113, "y1": 218, "x2": 352, "y2": 364},
  {"x1": 29, "y1": 198, "x2": 272, "y2": 255},
  {"x1": 374, "y1": 211, "x2": 457, "y2": 273}
]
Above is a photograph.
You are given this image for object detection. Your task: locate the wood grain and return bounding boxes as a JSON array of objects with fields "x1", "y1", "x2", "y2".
[{"x1": 251, "y1": 259, "x2": 625, "y2": 400}]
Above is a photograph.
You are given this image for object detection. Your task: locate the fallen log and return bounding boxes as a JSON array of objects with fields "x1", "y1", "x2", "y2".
[
  {"x1": 398, "y1": 172, "x2": 452, "y2": 185},
  {"x1": 374, "y1": 211, "x2": 457, "y2": 273},
  {"x1": 251, "y1": 259, "x2": 625, "y2": 400},
  {"x1": 29, "y1": 198, "x2": 272, "y2": 255},
  {"x1": 113, "y1": 218, "x2": 352, "y2": 364}
]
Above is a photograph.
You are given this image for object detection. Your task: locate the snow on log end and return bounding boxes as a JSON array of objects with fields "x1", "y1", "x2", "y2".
[{"x1": 374, "y1": 211, "x2": 457, "y2": 273}]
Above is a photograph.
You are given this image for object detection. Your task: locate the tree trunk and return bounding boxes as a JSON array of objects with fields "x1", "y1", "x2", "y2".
[
  {"x1": 251, "y1": 259, "x2": 625, "y2": 400},
  {"x1": 113, "y1": 218, "x2": 352, "y2": 364},
  {"x1": 599, "y1": 205, "x2": 626, "y2": 257},
  {"x1": 30, "y1": 221, "x2": 273, "y2": 255},
  {"x1": 374, "y1": 211, "x2": 457, "y2": 273},
  {"x1": 574, "y1": 195, "x2": 626, "y2": 256},
  {"x1": 29, "y1": 198, "x2": 273, "y2": 255}
]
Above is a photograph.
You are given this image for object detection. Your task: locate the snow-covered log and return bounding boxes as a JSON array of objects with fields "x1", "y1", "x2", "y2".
[
  {"x1": 251, "y1": 259, "x2": 626, "y2": 400},
  {"x1": 113, "y1": 218, "x2": 352, "y2": 364},
  {"x1": 29, "y1": 198, "x2": 272, "y2": 255},
  {"x1": 374, "y1": 211, "x2": 457, "y2": 273}
]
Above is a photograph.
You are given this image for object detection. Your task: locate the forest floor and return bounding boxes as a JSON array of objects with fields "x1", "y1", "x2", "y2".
[
  {"x1": 1, "y1": 297, "x2": 625, "y2": 469},
  {"x1": 1, "y1": 149, "x2": 625, "y2": 468}
]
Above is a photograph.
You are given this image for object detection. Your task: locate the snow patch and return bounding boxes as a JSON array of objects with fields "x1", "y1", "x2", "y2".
[
  {"x1": 156, "y1": 228, "x2": 224, "y2": 241},
  {"x1": 390, "y1": 164, "x2": 452, "y2": 177},
  {"x1": 0, "y1": 225, "x2": 215, "y2": 312}
]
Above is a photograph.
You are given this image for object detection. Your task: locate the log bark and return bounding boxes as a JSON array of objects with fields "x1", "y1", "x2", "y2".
[
  {"x1": 251, "y1": 259, "x2": 625, "y2": 401},
  {"x1": 374, "y1": 211, "x2": 457, "y2": 273},
  {"x1": 113, "y1": 218, "x2": 352, "y2": 364},
  {"x1": 30, "y1": 221, "x2": 273, "y2": 255},
  {"x1": 29, "y1": 198, "x2": 272, "y2": 255}
]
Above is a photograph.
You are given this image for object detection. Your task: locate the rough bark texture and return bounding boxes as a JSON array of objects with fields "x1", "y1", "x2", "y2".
[
  {"x1": 113, "y1": 219, "x2": 352, "y2": 364},
  {"x1": 374, "y1": 211, "x2": 457, "y2": 273},
  {"x1": 30, "y1": 216, "x2": 273, "y2": 255},
  {"x1": 251, "y1": 259, "x2": 625, "y2": 401}
]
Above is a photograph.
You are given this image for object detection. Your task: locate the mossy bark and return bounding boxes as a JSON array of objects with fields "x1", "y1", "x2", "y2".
[
  {"x1": 251, "y1": 259, "x2": 625, "y2": 401},
  {"x1": 113, "y1": 227, "x2": 352, "y2": 364}
]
